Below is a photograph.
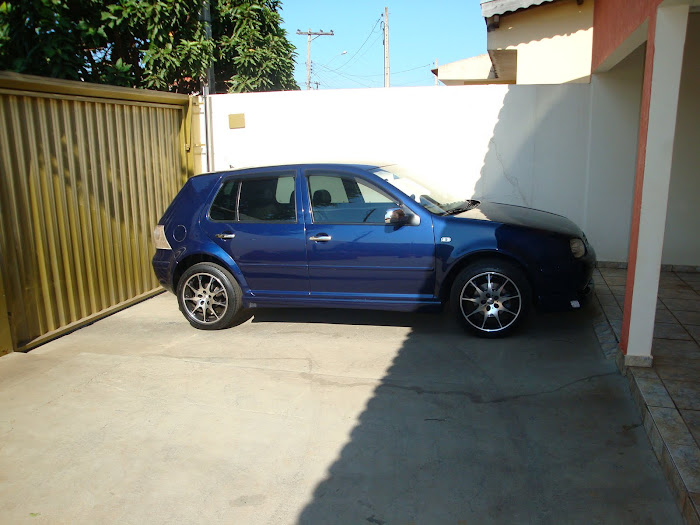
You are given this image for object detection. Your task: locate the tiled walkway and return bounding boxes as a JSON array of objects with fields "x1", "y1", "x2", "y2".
[{"x1": 592, "y1": 266, "x2": 700, "y2": 525}]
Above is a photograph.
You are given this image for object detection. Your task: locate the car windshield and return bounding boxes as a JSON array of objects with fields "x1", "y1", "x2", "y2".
[{"x1": 369, "y1": 165, "x2": 479, "y2": 215}]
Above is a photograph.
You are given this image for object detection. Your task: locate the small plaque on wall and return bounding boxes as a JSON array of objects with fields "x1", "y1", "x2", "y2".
[{"x1": 228, "y1": 114, "x2": 246, "y2": 129}]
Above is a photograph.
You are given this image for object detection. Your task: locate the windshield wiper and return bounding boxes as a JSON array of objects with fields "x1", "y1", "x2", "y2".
[{"x1": 443, "y1": 200, "x2": 480, "y2": 215}]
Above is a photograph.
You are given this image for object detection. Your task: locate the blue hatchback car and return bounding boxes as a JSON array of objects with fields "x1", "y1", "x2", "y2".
[{"x1": 152, "y1": 163, "x2": 595, "y2": 337}]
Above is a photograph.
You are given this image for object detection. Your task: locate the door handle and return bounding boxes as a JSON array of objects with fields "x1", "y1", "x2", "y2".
[
  {"x1": 309, "y1": 234, "x2": 332, "y2": 242},
  {"x1": 216, "y1": 232, "x2": 236, "y2": 239}
]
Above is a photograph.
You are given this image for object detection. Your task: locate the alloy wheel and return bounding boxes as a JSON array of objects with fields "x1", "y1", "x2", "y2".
[
  {"x1": 459, "y1": 271, "x2": 522, "y2": 333},
  {"x1": 181, "y1": 272, "x2": 229, "y2": 325}
]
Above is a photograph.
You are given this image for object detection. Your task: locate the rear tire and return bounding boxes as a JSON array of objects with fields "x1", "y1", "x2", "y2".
[
  {"x1": 450, "y1": 259, "x2": 531, "y2": 338},
  {"x1": 177, "y1": 262, "x2": 242, "y2": 330}
]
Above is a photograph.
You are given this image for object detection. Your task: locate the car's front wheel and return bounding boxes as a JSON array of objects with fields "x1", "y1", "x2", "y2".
[
  {"x1": 177, "y1": 262, "x2": 242, "y2": 330},
  {"x1": 451, "y1": 259, "x2": 531, "y2": 338}
]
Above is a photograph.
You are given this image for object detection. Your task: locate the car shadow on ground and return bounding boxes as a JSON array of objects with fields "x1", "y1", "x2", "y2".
[{"x1": 254, "y1": 303, "x2": 682, "y2": 524}]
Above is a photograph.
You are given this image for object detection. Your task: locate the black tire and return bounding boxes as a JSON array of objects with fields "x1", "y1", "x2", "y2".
[
  {"x1": 450, "y1": 259, "x2": 532, "y2": 338},
  {"x1": 176, "y1": 262, "x2": 243, "y2": 330}
]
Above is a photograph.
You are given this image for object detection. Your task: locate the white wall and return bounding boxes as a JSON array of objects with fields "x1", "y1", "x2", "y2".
[
  {"x1": 199, "y1": 14, "x2": 700, "y2": 266},
  {"x1": 585, "y1": 45, "x2": 645, "y2": 264},
  {"x1": 664, "y1": 14, "x2": 700, "y2": 266}
]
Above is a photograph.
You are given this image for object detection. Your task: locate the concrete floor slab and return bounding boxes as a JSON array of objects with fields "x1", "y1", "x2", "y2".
[{"x1": 0, "y1": 294, "x2": 683, "y2": 524}]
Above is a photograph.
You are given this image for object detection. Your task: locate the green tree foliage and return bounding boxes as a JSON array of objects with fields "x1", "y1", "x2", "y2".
[{"x1": 0, "y1": 0, "x2": 298, "y2": 93}]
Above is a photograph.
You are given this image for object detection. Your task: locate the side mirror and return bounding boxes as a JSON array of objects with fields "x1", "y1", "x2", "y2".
[{"x1": 385, "y1": 208, "x2": 408, "y2": 225}]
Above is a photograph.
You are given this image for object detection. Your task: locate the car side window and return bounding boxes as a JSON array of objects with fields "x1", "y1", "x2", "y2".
[
  {"x1": 210, "y1": 175, "x2": 296, "y2": 222},
  {"x1": 308, "y1": 174, "x2": 399, "y2": 224},
  {"x1": 209, "y1": 179, "x2": 238, "y2": 221},
  {"x1": 239, "y1": 176, "x2": 296, "y2": 222}
]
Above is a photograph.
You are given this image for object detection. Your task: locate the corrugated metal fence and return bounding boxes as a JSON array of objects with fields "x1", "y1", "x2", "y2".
[{"x1": 0, "y1": 73, "x2": 193, "y2": 354}]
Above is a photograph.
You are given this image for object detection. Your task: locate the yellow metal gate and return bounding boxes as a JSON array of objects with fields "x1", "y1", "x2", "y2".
[{"x1": 0, "y1": 73, "x2": 194, "y2": 354}]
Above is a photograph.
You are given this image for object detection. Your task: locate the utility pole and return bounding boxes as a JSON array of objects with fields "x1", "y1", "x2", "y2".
[
  {"x1": 383, "y1": 8, "x2": 390, "y2": 87},
  {"x1": 296, "y1": 29, "x2": 334, "y2": 90},
  {"x1": 201, "y1": 0, "x2": 215, "y2": 95},
  {"x1": 200, "y1": 0, "x2": 215, "y2": 172}
]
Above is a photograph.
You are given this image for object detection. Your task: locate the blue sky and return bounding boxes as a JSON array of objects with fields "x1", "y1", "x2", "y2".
[{"x1": 279, "y1": 1, "x2": 487, "y2": 90}]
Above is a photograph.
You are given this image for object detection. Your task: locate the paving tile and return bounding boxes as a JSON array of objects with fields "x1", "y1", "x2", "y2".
[
  {"x1": 603, "y1": 304, "x2": 623, "y2": 321},
  {"x1": 655, "y1": 322, "x2": 692, "y2": 341},
  {"x1": 681, "y1": 410, "x2": 700, "y2": 447},
  {"x1": 613, "y1": 293, "x2": 627, "y2": 305},
  {"x1": 644, "y1": 407, "x2": 665, "y2": 460},
  {"x1": 684, "y1": 493, "x2": 700, "y2": 525},
  {"x1": 676, "y1": 312, "x2": 700, "y2": 326},
  {"x1": 660, "y1": 272, "x2": 685, "y2": 285},
  {"x1": 603, "y1": 276, "x2": 628, "y2": 287},
  {"x1": 594, "y1": 323, "x2": 617, "y2": 344},
  {"x1": 653, "y1": 339, "x2": 700, "y2": 359},
  {"x1": 655, "y1": 309, "x2": 678, "y2": 324},
  {"x1": 669, "y1": 444, "x2": 700, "y2": 493},
  {"x1": 659, "y1": 288, "x2": 700, "y2": 300},
  {"x1": 656, "y1": 365, "x2": 700, "y2": 383},
  {"x1": 633, "y1": 366, "x2": 660, "y2": 379},
  {"x1": 662, "y1": 444, "x2": 691, "y2": 508},
  {"x1": 691, "y1": 493, "x2": 700, "y2": 514},
  {"x1": 595, "y1": 293, "x2": 619, "y2": 306},
  {"x1": 609, "y1": 285, "x2": 626, "y2": 295},
  {"x1": 664, "y1": 381, "x2": 700, "y2": 410},
  {"x1": 599, "y1": 341, "x2": 618, "y2": 359},
  {"x1": 633, "y1": 373, "x2": 675, "y2": 408},
  {"x1": 599, "y1": 267, "x2": 628, "y2": 276},
  {"x1": 689, "y1": 325, "x2": 700, "y2": 345},
  {"x1": 611, "y1": 319, "x2": 622, "y2": 340},
  {"x1": 662, "y1": 298, "x2": 700, "y2": 313},
  {"x1": 649, "y1": 407, "x2": 697, "y2": 446}
]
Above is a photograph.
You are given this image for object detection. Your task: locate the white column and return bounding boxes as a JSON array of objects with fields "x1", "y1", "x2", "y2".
[{"x1": 625, "y1": 4, "x2": 689, "y2": 366}]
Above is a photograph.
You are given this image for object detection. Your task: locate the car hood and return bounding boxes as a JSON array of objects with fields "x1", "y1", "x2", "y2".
[{"x1": 452, "y1": 201, "x2": 583, "y2": 237}]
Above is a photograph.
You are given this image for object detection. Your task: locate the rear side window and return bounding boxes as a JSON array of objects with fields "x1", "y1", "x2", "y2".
[
  {"x1": 210, "y1": 174, "x2": 296, "y2": 222},
  {"x1": 210, "y1": 179, "x2": 238, "y2": 221}
]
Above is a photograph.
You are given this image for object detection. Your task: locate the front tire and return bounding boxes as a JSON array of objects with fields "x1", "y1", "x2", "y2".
[
  {"x1": 450, "y1": 259, "x2": 531, "y2": 338},
  {"x1": 177, "y1": 262, "x2": 242, "y2": 330}
]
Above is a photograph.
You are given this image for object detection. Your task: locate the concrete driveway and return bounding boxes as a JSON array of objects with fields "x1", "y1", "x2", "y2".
[{"x1": 0, "y1": 294, "x2": 683, "y2": 524}]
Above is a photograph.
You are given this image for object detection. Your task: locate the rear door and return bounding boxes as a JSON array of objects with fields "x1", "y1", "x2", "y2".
[
  {"x1": 303, "y1": 168, "x2": 436, "y2": 303},
  {"x1": 201, "y1": 169, "x2": 308, "y2": 296}
]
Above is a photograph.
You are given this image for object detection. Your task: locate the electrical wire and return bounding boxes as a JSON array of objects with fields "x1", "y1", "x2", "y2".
[
  {"x1": 314, "y1": 62, "x2": 375, "y2": 88},
  {"x1": 345, "y1": 63, "x2": 433, "y2": 78},
  {"x1": 328, "y1": 17, "x2": 382, "y2": 72}
]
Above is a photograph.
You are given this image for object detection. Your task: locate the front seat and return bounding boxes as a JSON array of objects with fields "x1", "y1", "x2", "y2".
[{"x1": 312, "y1": 189, "x2": 332, "y2": 207}]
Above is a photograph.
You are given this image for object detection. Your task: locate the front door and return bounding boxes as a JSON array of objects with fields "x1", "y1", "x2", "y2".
[{"x1": 303, "y1": 169, "x2": 436, "y2": 303}]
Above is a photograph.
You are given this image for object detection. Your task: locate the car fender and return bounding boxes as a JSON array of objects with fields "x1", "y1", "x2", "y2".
[{"x1": 172, "y1": 240, "x2": 251, "y2": 295}]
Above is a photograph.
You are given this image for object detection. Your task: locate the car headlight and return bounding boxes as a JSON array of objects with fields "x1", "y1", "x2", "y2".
[
  {"x1": 570, "y1": 238, "x2": 586, "y2": 258},
  {"x1": 153, "y1": 225, "x2": 172, "y2": 250}
]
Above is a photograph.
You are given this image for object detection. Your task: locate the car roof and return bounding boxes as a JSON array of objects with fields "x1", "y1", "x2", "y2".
[{"x1": 192, "y1": 163, "x2": 383, "y2": 178}]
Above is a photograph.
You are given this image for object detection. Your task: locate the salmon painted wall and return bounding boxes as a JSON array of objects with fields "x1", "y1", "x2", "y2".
[{"x1": 592, "y1": 0, "x2": 663, "y2": 71}]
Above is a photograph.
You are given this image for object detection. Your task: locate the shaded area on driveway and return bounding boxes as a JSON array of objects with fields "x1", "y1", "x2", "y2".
[
  {"x1": 295, "y1": 304, "x2": 682, "y2": 524},
  {"x1": 0, "y1": 296, "x2": 683, "y2": 524}
]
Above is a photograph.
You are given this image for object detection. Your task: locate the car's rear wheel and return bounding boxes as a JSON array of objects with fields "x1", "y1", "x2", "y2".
[
  {"x1": 177, "y1": 262, "x2": 242, "y2": 330},
  {"x1": 451, "y1": 259, "x2": 531, "y2": 338}
]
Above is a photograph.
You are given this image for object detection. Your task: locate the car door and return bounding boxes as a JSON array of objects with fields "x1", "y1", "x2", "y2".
[
  {"x1": 200, "y1": 169, "x2": 308, "y2": 297},
  {"x1": 303, "y1": 168, "x2": 437, "y2": 303}
]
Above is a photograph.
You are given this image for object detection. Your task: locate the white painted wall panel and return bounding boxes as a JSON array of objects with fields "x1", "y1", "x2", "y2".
[
  {"x1": 664, "y1": 14, "x2": 700, "y2": 266},
  {"x1": 205, "y1": 51, "x2": 699, "y2": 264}
]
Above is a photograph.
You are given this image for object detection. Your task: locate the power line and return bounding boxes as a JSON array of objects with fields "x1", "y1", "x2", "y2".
[
  {"x1": 329, "y1": 17, "x2": 382, "y2": 72},
  {"x1": 343, "y1": 63, "x2": 433, "y2": 78},
  {"x1": 314, "y1": 63, "x2": 375, "y2": 88}
]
